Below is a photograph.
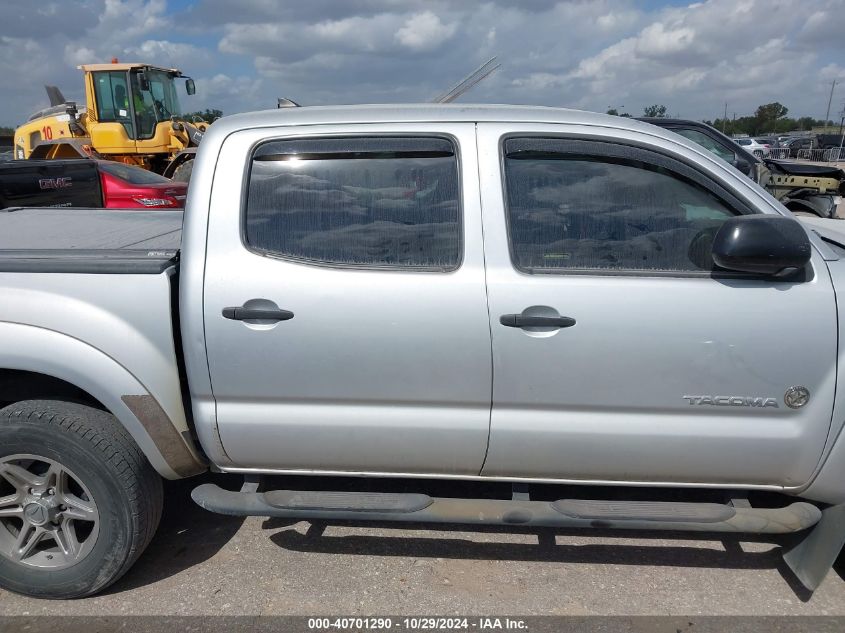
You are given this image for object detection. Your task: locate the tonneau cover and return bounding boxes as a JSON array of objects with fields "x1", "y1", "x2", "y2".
[
  {"x1": 766, "y1": 160, "x2": 845, "y2": 180},
  {"x1": 0, "y1": 207, "x2": 182, "y2": 274}
]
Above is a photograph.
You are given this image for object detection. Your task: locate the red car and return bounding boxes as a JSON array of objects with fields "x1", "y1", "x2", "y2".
[
  {"x1": 98, "y1": 161, "x2": 187, "y2": 209},
  {"x1": 0, "y1": 158, "x2": 187, "y2": 210}
]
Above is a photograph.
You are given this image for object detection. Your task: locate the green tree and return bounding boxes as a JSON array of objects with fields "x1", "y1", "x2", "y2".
[
  {"x1": 0, "y1": 126, "x2": 14, "y2": 135},
  {"x1": 643, "y1": 104, "x2": 668, "y2": 118},
  {"x1": 795, "y1": 116, "x2": 816, "y2": 131},
  {"x1": 752, "y1": 102, "x2": 787, "y2": 134},
  {"x1": 606, "y1": 108, "x2": 619, "y2": 115}
]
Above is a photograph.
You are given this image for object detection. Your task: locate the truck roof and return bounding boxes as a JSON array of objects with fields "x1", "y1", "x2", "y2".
[
  {"x1": 211, "y1": 103, "x2": 672, "y2": 136},
  {"x1": 0, "y1": 208, "x2": 181, "y2": 274}
]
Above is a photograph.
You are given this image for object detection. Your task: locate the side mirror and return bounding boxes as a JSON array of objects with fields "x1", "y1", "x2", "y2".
[
  {"x1": 732, "y1": 157, "x2": 752, "y2": 176},
  {"x1": 185, "y1": 78, "x2": 196, "y2": 95},
  {"x1": 712, "y1": 215, "x2": 811, "y2": 276}
]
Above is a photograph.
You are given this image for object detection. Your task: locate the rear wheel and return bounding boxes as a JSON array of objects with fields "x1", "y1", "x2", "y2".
[{"x1": 0, "y1": 400, "x2": 162, "y2": 599}]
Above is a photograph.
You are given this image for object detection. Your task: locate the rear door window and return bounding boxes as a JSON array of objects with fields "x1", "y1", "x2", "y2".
[{"x1": 245, "y1": 137, "x2": 461, "y2": 270}]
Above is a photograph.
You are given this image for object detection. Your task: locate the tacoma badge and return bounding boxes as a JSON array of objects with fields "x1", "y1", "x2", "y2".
[{"x1": 683, "y1": 395, "x2": 778, "y2": 408}]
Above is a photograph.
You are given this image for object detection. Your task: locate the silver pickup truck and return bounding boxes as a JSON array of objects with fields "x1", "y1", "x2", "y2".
[{"x1": 3, "y1": 104, "x2": 845, "y2": 599}]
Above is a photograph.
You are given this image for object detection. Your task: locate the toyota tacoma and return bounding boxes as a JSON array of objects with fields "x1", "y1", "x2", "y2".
[{"x1": 2, "y1": 105, "x2": 845, "y2": 598}]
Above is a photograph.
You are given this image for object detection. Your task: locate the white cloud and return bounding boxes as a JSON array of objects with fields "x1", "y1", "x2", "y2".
[
  {"x1": 2, "y1": 0, "x2": 845, "y2": 126},
  {"x1": 64, "y1": 45, "x2": 98, "y2": 67},
  {"x1": 195, "y1": 73, "x2": 263, "y2": 105},
  {"x1": 394, "y1": 11, "x2": 457, "y2": 51},
  {"x1": 125, "y1": 40, "x2": 208, "y2": 68},
  {"x1": 508, "y1": 0, "x2": 845, "y2": 118},
  {"x1": 635, "y1": 23, "x2": 695, "y2": 58}
]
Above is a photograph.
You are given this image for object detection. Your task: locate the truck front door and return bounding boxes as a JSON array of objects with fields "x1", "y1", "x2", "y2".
[
  {"x1": 203, "y1": 124, "x2": 492, "y2": 475},
  {"x1": 477, "y1": 124, "x2": 837, "y2": 487}
]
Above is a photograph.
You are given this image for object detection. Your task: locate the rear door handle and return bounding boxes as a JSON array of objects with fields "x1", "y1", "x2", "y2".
[
  {"x1": 222, "y1": 307, "x2": 294, "y2": 322},
  {"x1": 499, "y1": 314, "x2": 576, "y2": 328}
]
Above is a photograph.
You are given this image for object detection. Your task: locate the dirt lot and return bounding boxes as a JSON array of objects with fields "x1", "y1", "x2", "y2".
[{"x1": 1, "y1": 475, "x2": 845, "y2": 617}]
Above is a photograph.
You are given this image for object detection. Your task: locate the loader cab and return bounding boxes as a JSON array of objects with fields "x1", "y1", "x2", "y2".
[
  {"x1": 90, "y1": 67, "x2": 185, "y2": 142},
  {"x1": 85, "y1": 63, "x2": 193, "y2": 158}
]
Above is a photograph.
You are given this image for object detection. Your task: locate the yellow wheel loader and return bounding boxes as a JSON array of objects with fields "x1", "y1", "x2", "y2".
[{"x1": 13, "y1": 60, "x2": 208, "y2": 181}]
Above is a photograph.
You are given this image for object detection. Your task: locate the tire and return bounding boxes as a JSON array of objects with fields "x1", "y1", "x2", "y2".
[
  {"x1": 171, "y1": 159, "x2": 194, "y2": 183},
  {"x1": 0, "y1": 400, "x2": 163, "y2": 599}
]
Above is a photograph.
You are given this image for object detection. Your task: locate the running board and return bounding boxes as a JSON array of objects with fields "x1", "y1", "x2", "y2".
[{"x1": 191, "y1": 483, "x2": 820, "y2": 534}]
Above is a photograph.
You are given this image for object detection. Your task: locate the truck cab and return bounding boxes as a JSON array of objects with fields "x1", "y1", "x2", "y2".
[{"x1": 3, "y1": 105, "x2": 845, "y2": 599}]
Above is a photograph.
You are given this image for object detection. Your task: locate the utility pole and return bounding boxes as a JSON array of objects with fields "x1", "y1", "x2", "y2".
[
  {"x1": 839, "y1": 102, "x2": 845, "y2": 158},
  {"x1": 840, "y1": 101, "x2": 845, "y2": 137},
  {"x1": 825, "y1": 79, "x2": 837, "y2": 127},
  {"x1": 722, "y1": 102, "x2": 727, "y2": 133}
]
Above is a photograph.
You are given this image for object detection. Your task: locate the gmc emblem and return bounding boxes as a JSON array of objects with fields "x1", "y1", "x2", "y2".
[{"x1": 39, "y1": 177, "x2": 72, "y2": 190}]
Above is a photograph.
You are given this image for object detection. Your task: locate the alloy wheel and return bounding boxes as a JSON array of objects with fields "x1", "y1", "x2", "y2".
[{"x1": 0, "y1": 454, "x2": 100, "y2": 569}]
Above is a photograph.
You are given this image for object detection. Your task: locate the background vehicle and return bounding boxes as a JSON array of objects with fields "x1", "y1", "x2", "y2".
[
  {"x1": 755, "y1": 136, "x2": 779, "y2": 147},
  {"x1": 784, "y1": 136, "x2": 819, "y2": 157},
  {"x1": 13, "y1": 60, "x2": 206, "y2": 181},
  {"x1": 3, "y1": 105, "x2": 845, "y2": 600},
  {"x1": 0, "y1": 135, "x2": 11, "y2": 162},
  {"x1": 638, "y1": 118, "x2": 844, "y2": 218},
  {"x1": 818, "y1": 134, "x2": 845, "y2": 150},
  {"x1": 98, "y1": 161, "x2": 187, "y2": 209},
  {"x1": 0, "y1": 159, "x2": 186, "y2": 209},
  {"x1": 736, "y1": 137, "x2": 769, "y2": 157}
]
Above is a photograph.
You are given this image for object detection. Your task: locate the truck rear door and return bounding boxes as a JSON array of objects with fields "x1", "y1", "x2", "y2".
[
  {"x1": 202, "y1": 124, "x2": 492, "y2": 475},
  {"x1": 476, "y1": 123, "x2": 837, "y2": 488}
]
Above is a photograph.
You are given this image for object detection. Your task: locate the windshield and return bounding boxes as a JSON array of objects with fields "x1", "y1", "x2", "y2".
[
  {"x1": 672, "y1": 128, "x2": 736, "y2": 163},
  {"x1": 131, "y1": 70, "x2": 183, "y2": 139},
  {"x1": 736, "y1": 139, "x2": 752, "y2": 145}
]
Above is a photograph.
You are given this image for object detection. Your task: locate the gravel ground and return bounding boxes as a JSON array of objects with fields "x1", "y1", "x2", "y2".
[{"x1": 1, "y1": 475, "x2": 845, "y2": 616}]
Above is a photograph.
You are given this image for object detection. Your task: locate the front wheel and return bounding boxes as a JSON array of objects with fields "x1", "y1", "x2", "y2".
[{"x1": 0, "y1": 400, "x2": 163, "y2": 599}]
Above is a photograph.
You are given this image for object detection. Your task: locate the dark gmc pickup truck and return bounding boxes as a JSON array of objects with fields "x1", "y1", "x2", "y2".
[
  {"x1": 0, "y1": 160, "x2": 187, "y2": 210},
  {"x1": 0, "y1": 160, "x2": 101, "y2": 209}
]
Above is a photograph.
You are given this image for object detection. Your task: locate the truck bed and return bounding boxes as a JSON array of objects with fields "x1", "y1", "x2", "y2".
[{"x1": 0, "y1": 207, "x2": 182, "y2": 273}]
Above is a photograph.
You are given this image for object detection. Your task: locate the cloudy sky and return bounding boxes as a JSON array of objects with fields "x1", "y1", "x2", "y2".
[{"x1": 1, "y1": 0, "x2": 844, "y2": 127}]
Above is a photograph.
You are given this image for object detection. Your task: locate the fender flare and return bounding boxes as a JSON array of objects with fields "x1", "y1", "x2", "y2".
[
  {"x1": 0, "y1": 322, "x2": 205, "y2": 479},
  {"x1": 783, "y1": 196, "x2": 835, "y2": 219}
]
